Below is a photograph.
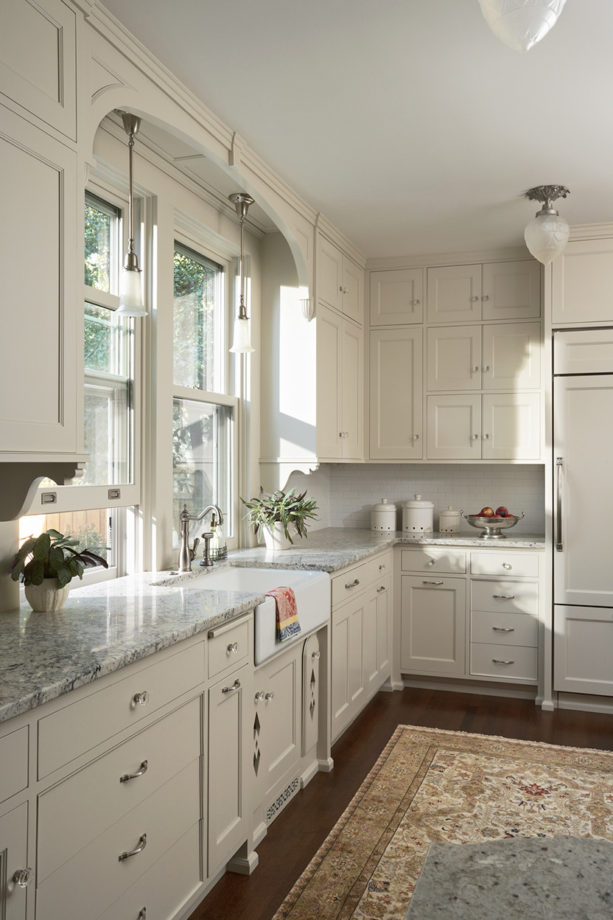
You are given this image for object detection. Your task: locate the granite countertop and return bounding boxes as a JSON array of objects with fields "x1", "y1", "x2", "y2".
[{"x1": 0, "y1": 527, "x2": 545, "y2": 726}]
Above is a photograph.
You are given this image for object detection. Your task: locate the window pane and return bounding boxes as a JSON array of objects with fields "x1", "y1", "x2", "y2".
[
  {"x1": 84, "y1": 196, "x2": 117, "y2": 293},
  {"x1": 19, "y1": 509, "x2": 115, "y2": 565},
  {"x1": 173, "y1": 397, "x2": 233, "y2": 539},
  {"x1": 85, "y1": 302, "x2": 131, "y2": 374},
  {"x1": 173, "y1": 245, "x2": 222, "y2": 392}
]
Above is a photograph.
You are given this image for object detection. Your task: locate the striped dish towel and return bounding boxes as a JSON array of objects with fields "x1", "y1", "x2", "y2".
[{"x1": 266, "y1": 586, "x2": 301, "y2": 642}]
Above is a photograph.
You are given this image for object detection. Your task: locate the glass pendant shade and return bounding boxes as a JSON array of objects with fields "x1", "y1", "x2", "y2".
[
  {"x1": 524, "y1": 210, "x2": 569, "y2": 265},
  {"x1": 478, "y1": 0, "x2": 567, "y2": 53},
  {"x1": 229, "y1": 315, "x2": 254, "y2": 354},
  {"x1": 117, "y1": 265, "x2": 147, "y2": 316}
]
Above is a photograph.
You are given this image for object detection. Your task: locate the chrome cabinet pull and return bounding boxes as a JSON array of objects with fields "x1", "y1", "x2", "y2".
[
  {"x1": 492, "y1": 593, "x2": 515, "y2": 599},
  {"x1": 492, "y1": 626, "x2": 515, "y2": 633},
  {"x1": 138, "y1": 910, "x2": 147, "y2": 920},
  {"x1": 132, "y1": 690, "x2": 149, "y2": 707},
  {"x1": 264, "y1": 691, "x2": 275, "y2": 701},
  {"x1": 345, "y1": 578, "x2": 360, "y2": 589},
  {"x1": 556, "y1": 456, "x2": 563, "y2": 552},
  {"x1": 422, "y1": 579, "x2": 443, "y2": 586},
  {"x1": 492, "y1": 658, "x2": 515, "y2": 665},
  {"x1": 312, "y1": 650, "x2": 321, "y2": 660},
  {"x1": 120, "y1": 759, "x2": 149, "y2": 783},
  {"x1": 222, "y1": 679, "x2": 241, "y2": 694},
  {"x1": 377, "y1": 586, "x2": 386, "y2": 593},
  {"x1": 119, "y1": 833, "x2": 147, "y2": 862},
  {"x1": 226, "y1": 641, "x2": 239, "y2": 655},
  {"x1": 254, "y1": 690, "x2": 265, "y2": 702},
  {"x1": 12, "y1": 868, "x2": 32, "y2": 888}
]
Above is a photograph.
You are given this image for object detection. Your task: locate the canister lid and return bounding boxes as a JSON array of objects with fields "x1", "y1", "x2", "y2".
[
  {"x1": 404, "y1": 493, "x2": 434, "y2": 509},
  {"x1": 372, "y1": 498, "x2": 397, "y2": 511}
]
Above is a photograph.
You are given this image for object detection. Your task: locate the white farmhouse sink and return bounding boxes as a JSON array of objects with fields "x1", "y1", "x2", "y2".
[{"x1": 160, "y1": 567, "x2": 330, "y2": 665}]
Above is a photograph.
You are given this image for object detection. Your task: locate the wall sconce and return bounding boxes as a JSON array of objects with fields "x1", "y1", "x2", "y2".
[
  {"x1": 523, "y1": 185, "x2": 570, "y2": 265},
  {"x1": 117, "y1": 112, "x2": 147, "y2": 317},
  {"x1": 228, "y1": 192, "x2": 255, "y2": 354},
  {"x1": 478, "y1": 0, "x2": 567, "y2": 53}
]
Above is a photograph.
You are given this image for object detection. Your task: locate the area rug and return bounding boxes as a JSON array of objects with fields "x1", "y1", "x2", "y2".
[{"x1": 272, "y1": 725, "x2": 613, "y2": 920}]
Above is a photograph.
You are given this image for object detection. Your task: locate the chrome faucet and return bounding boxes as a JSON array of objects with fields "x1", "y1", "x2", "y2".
[{"x1": 178, "y1": 504, "x2": 224, "y2": 573}]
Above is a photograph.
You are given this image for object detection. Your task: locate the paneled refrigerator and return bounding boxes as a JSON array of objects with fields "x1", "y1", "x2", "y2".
[{"x1": 553, "y1": 328, "x2": 613, "y2": 696}]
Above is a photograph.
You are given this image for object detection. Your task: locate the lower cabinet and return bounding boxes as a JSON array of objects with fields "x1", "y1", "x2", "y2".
[
  {"x1": 0, "y1": 802, "x2": 29, "y2": 920},
  {"x1": 400, "y1": 575, "x2": 466, "y2": 677},
  {"x1": 554, "y1": 606, "x2": 613, "y2": 696}
]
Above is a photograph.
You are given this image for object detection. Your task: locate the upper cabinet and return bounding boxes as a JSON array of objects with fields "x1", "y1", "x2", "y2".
[
  {"x1": 427, "y1": 261, "x2": 540, "y2": 324},
  {"x1": 369, "y1": 269, "x2": 423, "y2": 325},
  {"x1": 552, "y1": 237, "x2": 613, "y2": 327},
  {"x1": 316, "y1": 306, "x2": 363, "y2": 461},
  {"x1": 316, "y1": 234, "x2": 364, "y2": 325}
]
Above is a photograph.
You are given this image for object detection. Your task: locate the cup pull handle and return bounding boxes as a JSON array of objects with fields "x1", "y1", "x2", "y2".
[
  {"x1": 222, "y1": 679, "x2": 241, "y2": 694},
  {"x1": 120, "y1": 759, "x2": 149, "y2": 783},
  {"x1": 119, "y1": 833, "x2": 147, "y2": 862},
  {"x1": 345, "y1": 578, "x2": 360, "y2": 589}
]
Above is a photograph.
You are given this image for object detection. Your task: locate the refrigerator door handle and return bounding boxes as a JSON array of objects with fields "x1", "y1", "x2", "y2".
[{"x1": 556, "y1": 456, "x2": 564, "y2": 552}]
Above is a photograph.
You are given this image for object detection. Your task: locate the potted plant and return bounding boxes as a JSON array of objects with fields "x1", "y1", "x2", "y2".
[
  {"x1": 11, "y1": 529, "x2": 108, "y2": 612},
  {"x1": 241, "y1": 488, "x2": 318, "y2": 550}
]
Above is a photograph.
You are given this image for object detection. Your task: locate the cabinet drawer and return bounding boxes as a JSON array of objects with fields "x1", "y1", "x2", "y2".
[
  {"x1": 471, "y1": 579, "x2": 538, "y2": 616},
  {"x1": 96, "y1": 823, "x2": 202, "y2": 920},
  {"x1": 0, "y1": 726, "x2": 28, "y2": 804},
  {"x1": 401, "y1": 547, "x2": 466, "y2": 574},
  {"x1": 470, "y1": 551, "x2": 539, "y2": 577},
  {"x1": 470, "y1": 643, "x2": 537, "y2": 681},
  {"x1": 332, "y1": 556, "x2": 381, "y2": 606},
  {"x1": 471, "y1": 610, "x2": 538, "y2": 647},
  {"x1": 36, "y1": 759, "x2": 199, "y2": 920},
  {"x1": 38, "y1": 641, "x2": 205, "y2": 779},
  {"x1": 208, "y1": 615, "x2": 251, "y2": 679},
  {"x1": 37, "y1": 698, "x2": 201, "y2": 883}
]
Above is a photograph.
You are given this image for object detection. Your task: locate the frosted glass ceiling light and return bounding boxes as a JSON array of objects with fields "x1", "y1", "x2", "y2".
[
  {"x1": 478, "y1": 0, "x2": 567, "y2": 53},
  {"x1": 229, "y1": 192, "x2": 255, "y2": 354},
  {"x1": 523, "y1": 185, "x2": 570, "y2": 265},
  {"x1": 117, "y1": 112, "x2": 147, "y2": 317}
]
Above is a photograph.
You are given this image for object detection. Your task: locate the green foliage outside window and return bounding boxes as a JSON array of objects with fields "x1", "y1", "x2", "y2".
[
  {"x1": 84, "y1": 201, "x2": 113, "y2": 291},
  {"x1": 173, "y1": 246, "x2": 219, "y2": 392}
]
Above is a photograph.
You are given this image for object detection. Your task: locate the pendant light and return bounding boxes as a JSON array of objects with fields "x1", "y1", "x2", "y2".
[
  {"x1": 523, "y1": 185, "x2": 570, "y2": 265},
  {"x1": 228, "y1": 192, "x2": 255, "y2": 354},
  {"x1": 478, "y1": 0, "x2": 567, "y2": 53},
  {"x1": 117, "y1": 112, "x2": 147, "y2": 317}
]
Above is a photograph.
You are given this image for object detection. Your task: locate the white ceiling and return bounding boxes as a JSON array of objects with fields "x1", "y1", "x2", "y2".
[{"x1": 101, "y1": 0, "x2": 613, "y2": 259}]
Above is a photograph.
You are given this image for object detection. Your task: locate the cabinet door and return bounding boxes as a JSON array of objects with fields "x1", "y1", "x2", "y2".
[
  {"x1": 364, "y1": 576, "x2": 391, "y2": 693},
  {"x1": 426, "y1": 325, "x2": 481, "y2": 391},
  {"x1": 369, "y1": 327, "x2": 422, "y2": 459},
  {"x1": 426, "y1": 264, "x2": 482, "y2": 323},
  {"x1": 0, "y1": 106, "x2": 78, "y2": 455},
  {"x1": 426, "y1": 394, "x2": 481, "y2": 460},
  {"x1": 341, "y1": 320, "x2": 363, "y2": 459},
  {"x1": 552, "y1": 238, "x2": 613, "y2": 326},
  {"x1": 253, "y1": 646, "x2": 300, "y2": 802},
  {"x1": 0, "y1": 803, "x2": 29, "y2": 920},
  {"x1": 342, "y1": 258, "x2": 363, "y2": 324},
  {"x1": 369, "y1": 269, "x2": 423, "y2": 325},
  {"x1": 331, "y1": 598, "x2": 365, "y2": 742},
  {"x1": 482, "y1": 392, "x2": 541, "y2": 460},
  {"x1": 317, "y1": 235, "x2": 343, "y2": 313},
  {"x1": 482, "y1": 261, "x2": 541, "y2": 320},
  {"x1": 316, "y1": 305, "x2": 341, "y2": 459},
  {"x1": 208, "y1": 664, "x2": 251, "y2": 876},
  {"x1": 554, "y1": 606, "x2": 613, "y2": 696},
  {"x1": 401, "y1": 575, "x2": 466, "y2": 677},
  {"x1": 482, "y1": 322, "x2": 541, "y2": 390}
]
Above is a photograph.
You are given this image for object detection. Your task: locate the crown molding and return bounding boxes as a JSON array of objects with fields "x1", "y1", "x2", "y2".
[
  {"x1": 315, "y1": 213, "x2": 366, "y2": 267},
  {"x1": 367, "y1": 245, "x2": 534, "y2": 271},
  {"x1": 569, "y1": 222, "x2": 613, "y2": 240}
]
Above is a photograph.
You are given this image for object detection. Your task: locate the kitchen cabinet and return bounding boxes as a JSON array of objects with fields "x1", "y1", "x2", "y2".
[
  {"x1": 369, "y1": 327, "x2": 422, "y2": 459},
  {"x1": 317, "y1": 233, "x2": 363, "y2": 324},
  {"x1": 400, "y1": 575, "x2": 466, "y2": 677},
  {"x1": 316, "y1": 305, "x2": 363, "y2": 460},
  {"x1": 0, "y1": 803, "x2": 29, "y2": 920},
  {"x1": 364, "y1": 572, "x2": 392, "y2": 695},
  {"x1": 554, "y1": 607, "x2": 613, "y2": 696},
  {"x1": 426, "y1": 322, "x2": 541, "y2": 392},
  {"x1": 469, "y1": 577, "x2": 538, "y2": 683},
  {"x1": 426, "y1": 392, "x2": 541, "y2": 460},
  {"x1": 427, "y1": 261, "x2": 540, "y2": 324},
  {"x1": 369, "y1": 268, "x2": 423, "y2": 325},
  {"x1": 552, "y1": 237, "x2": 613, "y2": 326}
]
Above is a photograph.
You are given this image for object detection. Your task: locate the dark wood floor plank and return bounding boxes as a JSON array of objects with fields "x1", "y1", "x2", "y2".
[{"x1": 189, "y1": 689, "x2": 613, "y2": 920}]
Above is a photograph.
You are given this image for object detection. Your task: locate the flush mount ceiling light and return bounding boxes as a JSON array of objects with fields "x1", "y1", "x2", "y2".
[
  {"x1": 478, "y1": 0, "x2": 567, "y2": 53},
  {"x1": 228, "y1": 192, "x2": 255, "y2": 354},
  {"x1": 523, "y1": 184, "x2": 570, "y2": 265},
  {"x1": 117, "y1": 112, "x2": 147, "y2": 317}
]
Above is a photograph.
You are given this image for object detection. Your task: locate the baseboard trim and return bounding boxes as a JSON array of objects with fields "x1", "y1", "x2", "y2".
[
  {"x1": 318, "y1": 756, "x2": 334, "y2": 772},
  {"x1": 401, "y1": 676, "x2": 537, "y2": 701},
  {"x1": 227, "y1": 850, "x2": 259, "y2": 876},
  {"x1": 300, "y1": 759, "x2": 319, "y2": 788}
]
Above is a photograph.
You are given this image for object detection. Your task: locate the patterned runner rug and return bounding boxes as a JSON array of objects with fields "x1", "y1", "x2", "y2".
[{"x1": 272, "y1": 725, "x2": 613, "y2": 920}]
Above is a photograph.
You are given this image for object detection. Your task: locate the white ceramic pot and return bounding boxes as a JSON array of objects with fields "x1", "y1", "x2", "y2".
[
  {"x1": 439, "y1": 506, "x2": 462, "y2": 534},
  {"x1": 370, "y1": 499, "x2": 397, "y2": 532},
  {"x1": 25, "y1": 579, "x2": 70, "y2": 612},
  {"x1": 402, "y1": 494, "x2": 434, "y2": 533},
  {"x1": 262, "y1": 522, "x2": 296, "y2": 551}
]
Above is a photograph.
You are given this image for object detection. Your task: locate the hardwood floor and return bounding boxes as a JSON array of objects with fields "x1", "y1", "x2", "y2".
[{"x1": 190, "y1": 688, "x2": 613, "y2": 920}]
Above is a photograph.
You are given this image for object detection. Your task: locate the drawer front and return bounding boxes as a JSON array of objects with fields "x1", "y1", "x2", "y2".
[
  {"x1": 470, "y1": 643, "x2": 537, "y2": 681},
  {"x1": 401, "y1": 547, "x2": 466, "y2": 574},
  {"x1": 0, "y1": 726, "x2": 28, "y2": 804},
  {"x1": 470, "y1": 551, "x2": 539, "y2": 578},
  {"x1": 38, "y1": 641, "x2": 205, "y2": 779},
  {"x1": 37, "y1": 698, "x2": 201, "y2": 883},
  {"x1": 96, "y1": 823, "x2": 202, "y2": 920},
  {"x1": 471, "y1": 579, "x2": 538, "y2": 617},
  {"x1": 332, "y1": 556, "x2": 382, "y2": 607},
  {"x1": 208, "y1": 615, "x2": 251, "y2": 679},
  {"x1": 36, "y1": 759, "x2": 199, "y2": 920},
  {"x1": 471, "y1": 610, "x2": 538, "y2": 647}
]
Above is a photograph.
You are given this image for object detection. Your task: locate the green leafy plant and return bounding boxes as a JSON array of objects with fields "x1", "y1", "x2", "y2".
[
  {"x1": 10, "y1": 529, "x2": 109, "y2": 588},
  {"x1": 241, "y1": 488, "x2": 318, "y2": 543}
]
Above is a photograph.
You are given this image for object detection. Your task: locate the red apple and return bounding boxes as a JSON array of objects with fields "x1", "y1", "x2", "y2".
[
  {"x1": 495, "y1": 506, "x2": 509, "y2": 517},
  {"x1": 479, "y1": 506, "x2": 495, "y2": 517}
]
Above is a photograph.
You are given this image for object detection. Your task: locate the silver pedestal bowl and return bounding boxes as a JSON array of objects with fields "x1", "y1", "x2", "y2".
[{"x1": 463, "y1": 512, "x2": 525, "y2": 539}]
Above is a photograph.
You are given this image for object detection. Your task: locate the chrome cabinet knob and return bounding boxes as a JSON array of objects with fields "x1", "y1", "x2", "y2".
[
  {"x1": 482, "y1": 294, "x2": 490, "y2": 301},
  {"x1": 312, "y1": 650, "x2": 321, "y2": 660},
  {"x1": 264, "y1": 691, "x2": 275, "y2": 701},
  {"x1": 138, "y1": 909, "x2": 147, "y2": 920},
  {"x1": 470, "y1": 295, "x2": 480, "y2": 302},
  {"x1": 502, "y1": 562, "x2": 512, "y2": 570},
  {"x1": 226, "y1": 641, "x2": 239, "y2": 656},
  {"x1": 132, "y1": 690, "x2": 149, "y2": 707},
  {"x1": 472, "y1": 365, "x2": 480, "y2": 373},
  {"x1": 12, "y1": 868, "x2": 32, "y2": 888},
  {"x1": 254, "y1": 690, "x2": 266, "y2": 702}
]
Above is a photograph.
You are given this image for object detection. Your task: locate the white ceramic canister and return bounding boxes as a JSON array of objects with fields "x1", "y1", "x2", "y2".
[
  {"x1": 370, "y1": 498, "x2": 397, "y2": 532},
  {"x1": 402, "y1": 494, "x2": 434, "y2": 533},
  {"x1": 439, "y1": 505, "x2": 462, "y2": 534}
]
